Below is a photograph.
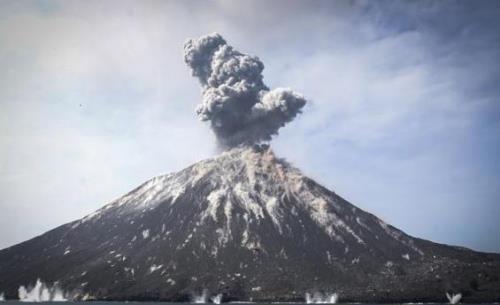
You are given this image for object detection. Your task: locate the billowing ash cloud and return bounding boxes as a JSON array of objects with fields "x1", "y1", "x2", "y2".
[{"x1": 184, "y1": 33, "x2": 307, "y2": 148}]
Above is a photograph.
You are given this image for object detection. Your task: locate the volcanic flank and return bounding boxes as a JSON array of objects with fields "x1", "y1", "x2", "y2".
[
  {"x1": 1, "y1": 145, "x2": 500, "y2": 302},
  {"x1": 1, "y1": 33, "x2": 500, "y2": 302}
]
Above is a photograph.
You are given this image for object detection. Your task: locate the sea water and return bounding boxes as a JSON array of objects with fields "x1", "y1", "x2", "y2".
[{"x1": 1, "y1": 302, "x2": 498, "y2": 305}]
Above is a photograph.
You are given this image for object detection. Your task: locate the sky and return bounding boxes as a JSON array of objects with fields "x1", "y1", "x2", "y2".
[{"x1": 1, "y1": 0, "x2": 499, "y2": 252}]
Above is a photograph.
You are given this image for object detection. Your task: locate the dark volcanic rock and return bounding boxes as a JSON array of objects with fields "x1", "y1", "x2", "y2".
[{"x1": 1, "y1": 146, "x2": 499, "y2": 302}]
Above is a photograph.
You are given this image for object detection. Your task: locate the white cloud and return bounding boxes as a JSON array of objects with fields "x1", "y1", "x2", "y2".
[{"x1": 0, "y1": 0, "x2": 499, "y2": 252}]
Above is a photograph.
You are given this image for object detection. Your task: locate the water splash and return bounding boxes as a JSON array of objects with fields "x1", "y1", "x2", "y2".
[
  {"x1": 305, "y1": 292, "x2": 338, "y2": 304},
  {"x1": 192, "y1": 289, "x2": 209, "y2": 303},
  {"x1": 0, "y1": 292, "x2": 5, "y2": 301},
  {"x1": 211, "y1": 293, "x2": 223, "y2": 304},
  {"x1": 446, "y1": 292, "x2": 462, "y2": 304},
  {"x1": 18, "y1": 279, "x2": 67, "y2": 302}
]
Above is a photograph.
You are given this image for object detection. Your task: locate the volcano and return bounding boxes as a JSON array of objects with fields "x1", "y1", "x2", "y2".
[{"x1": 0, "y1": 145, "x2": 499, "y2": 302}]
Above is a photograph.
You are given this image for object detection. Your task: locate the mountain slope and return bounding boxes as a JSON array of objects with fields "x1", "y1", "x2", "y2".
[{"x1": 1, "y1": 145, "x2": 499, "y2": 302}]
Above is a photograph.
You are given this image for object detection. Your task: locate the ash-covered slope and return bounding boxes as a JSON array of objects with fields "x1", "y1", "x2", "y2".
[{"x1": 0, "y1": 146, "x2": 499, "y2": 302}]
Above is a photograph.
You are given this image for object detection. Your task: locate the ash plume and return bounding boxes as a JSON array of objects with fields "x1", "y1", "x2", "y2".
[{"x1": 184, "y1": 33, "x2": 307, "y2": 148}]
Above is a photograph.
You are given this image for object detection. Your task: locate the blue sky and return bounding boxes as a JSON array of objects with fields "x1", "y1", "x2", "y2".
[{"x1": 0, "y1": 0, "x2": 499, "y2": 252}]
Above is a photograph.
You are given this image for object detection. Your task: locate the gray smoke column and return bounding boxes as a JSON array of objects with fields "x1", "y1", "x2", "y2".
[{"x1": 184, "y1": 33, "x2": 307, "y2": 148}]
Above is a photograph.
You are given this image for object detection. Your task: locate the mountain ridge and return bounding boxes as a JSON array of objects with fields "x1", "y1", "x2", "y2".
[{"x1": 0, "y1": 145, "x2": 499, "y2": 302}]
